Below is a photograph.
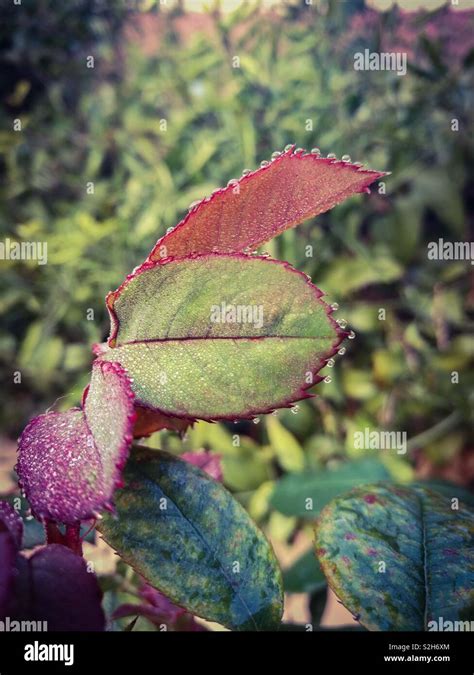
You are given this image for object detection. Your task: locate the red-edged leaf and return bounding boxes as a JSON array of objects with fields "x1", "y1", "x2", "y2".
[
  {"x1": 133, "y1": 405, "x2": 193, "y2": 438},
  {"x1": 17, "y1": 361, "x2": 136, "y2": 524},
  {"x1": 181, "y1": 450, "x2": 223, "y2": 482},
  {"x1": 100, "y1": 254, "x2": 345, "y2": 420},
  {"x1": 148, "y1": 146, "x2": 386, "y2": 260},
  {"x1": 11, "y1": 545, "x2": 105, "y2": 631}
]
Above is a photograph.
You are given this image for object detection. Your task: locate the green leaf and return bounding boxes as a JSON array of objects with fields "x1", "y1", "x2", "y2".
[
  {"x1": 320, "y1": 254, "x2": 403, "y2": 296},
  {"x1": 98, "y1": 447, "x2": 283, "y2": 631},
  {"x1": 315, "y1": 484, "x2": 474, "y2": 631},
  {"x1": 266, "y1": 416, "x2": 305, "y2": 472},
  {"x1": 221, "y1": 449, "x2": 272, "y2": 491},
  {"x1": 283, "y1": 549, "x2": 326, "y2": 594},
  {"x1": 101, "y1": 254, "x2": 344, "y2": 419},
  {"x1": 271, "y1": 459, "x2": 390, "y2": 518}
]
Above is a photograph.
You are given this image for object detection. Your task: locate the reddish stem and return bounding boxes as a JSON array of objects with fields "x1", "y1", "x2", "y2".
[
  {"x1": 65, "y1": 523, "x2": 83, "y2": 556},
  {"x1": 45, "y1": 520, "x2": 65, "y2": 546},
  {"x1": 44, "y1": 520, "x2": 83, "y2": 556}
]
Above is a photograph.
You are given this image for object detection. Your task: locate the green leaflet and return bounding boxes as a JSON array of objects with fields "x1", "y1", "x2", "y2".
[
  {"x1": 101, "y1": 254, "x2": 342, "y2": 419},
  {"x1": 283, "y1": 549, "x2": 326, "y2": 594},
  {"x1": 98, "y1": 447, "x2": 283, "y2": 631},
  {"x1": 270, "y1": 458, "x2": 390, "y2": 518},
  {"x1": 315, "y1": 484, "x2": 474, "y2": 631},
  {"x1": 266, "y1": 416, "x2": 305, "y2": 472}
]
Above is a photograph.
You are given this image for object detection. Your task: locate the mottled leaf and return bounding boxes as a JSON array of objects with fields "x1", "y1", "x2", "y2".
[
  {"x1": 315, "y1": 484, "x2": 474, "y2": 631},
  {"x1": 271, "y1": 458, "x2": 390, "y2": 518},
  {"x1": 17, "y1": 361, "x2": 136, "y2": 523},
  {"x1": 11, "y1": 544, "x2": 105, "y2": 631},
  {"x1": 101, "y1": 254, "x2": 345, "y2": 420},
  {"x1": 98, "y1": 447, "x2": 283, "y2": 631},
  {"x1": 147, "y1": 146, "x2": 385, "y2": 260},
  {"x1": 415, "y1": 480, "x2": 474, "y2": 508}
]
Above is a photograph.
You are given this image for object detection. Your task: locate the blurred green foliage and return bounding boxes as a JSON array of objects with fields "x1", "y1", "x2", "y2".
[{"x1": 1, "y1": 0, "x2": 473, "y2": 622}]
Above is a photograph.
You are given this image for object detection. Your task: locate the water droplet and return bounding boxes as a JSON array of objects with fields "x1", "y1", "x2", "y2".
[
  {"x1": 241, "y1": 169, "x2": 251, "y2": 176},
  {"x1": 337, "y1": 318, "x2": 347, "y2": 329},
  {"x1": 330, "y1": 302, "x2": 339, "y2": 311},
  {"x1": 327, "y1": 358, "x2": 335, "y2": 368},
  {"x1": 327, "y1": 153, "x2": 336, "y2": 159},
  {"x1": 227, "y1": 178, "x2": 238, "y2": 187},
  {"x1": 341, "y1": 154, "x2": 351, "y2": 162},
  {"x1": 338, "y1": 347, "x2": 346, "y2": 355},
  {"x1": 324, "y1": 376, "x2": 332, "y2": 384},
  {"x1": 353, "y1": 161, "x2": 364, "y2": 167},
  {"x1": 295, "y1": 147, "x2": 304, "y2": 154},
  {"x1": 310, "y1": 147, "x2": 321, "y2": 155},
  {"x1": 271, "y1": 151, "x2": 281, "y2": 159},
  {"x1": 260, "y1": 160, "x2": 270, "y2": 168},
  {"x1": 253, "y1": 417, "x2": 260, "y2": 424},
  {"x1": 348, "y1": 330, "x2": 356, "y2": 340},
  {"x1": 284, "y1": 144, "x2": 293, "y2": 152}
]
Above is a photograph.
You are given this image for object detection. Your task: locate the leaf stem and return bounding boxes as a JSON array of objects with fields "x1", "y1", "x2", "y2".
[{"x1": 406, "y1": 411, "x2": 462, "y2": 454}]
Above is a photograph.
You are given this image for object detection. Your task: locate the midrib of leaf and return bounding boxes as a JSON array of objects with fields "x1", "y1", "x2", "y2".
[
  {"x1": 134, "y1": 460, "x2": 261, "y2": 630},
  {"x1": 119, "y1": 335, "x2": 336, "y2": 345}
]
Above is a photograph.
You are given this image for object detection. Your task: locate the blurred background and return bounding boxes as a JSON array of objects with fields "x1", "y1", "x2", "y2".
[{"x1": 1, "y1": 0, "x2": 473, "y2": 628}]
